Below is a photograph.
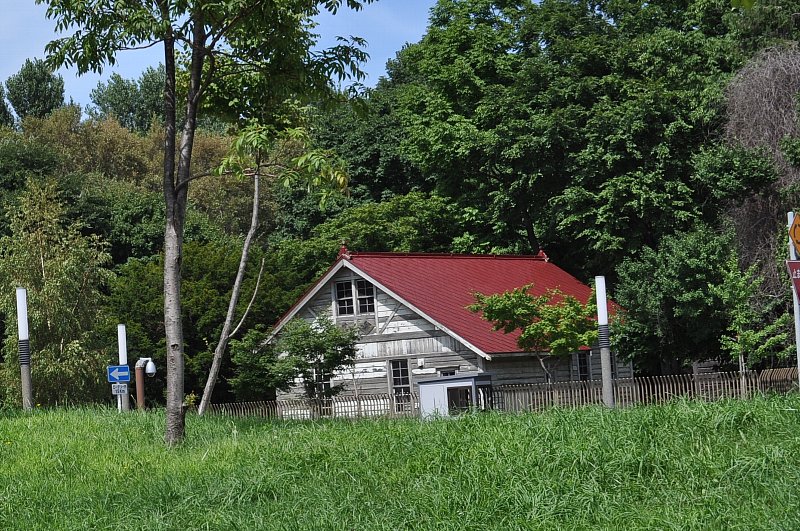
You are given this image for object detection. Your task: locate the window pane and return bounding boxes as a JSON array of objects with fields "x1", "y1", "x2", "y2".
[
  {"x1": 356, "y1": 280, "x2": 373, "y2": 297},
  {"x1": 337, "y1": 298, "x2": 354, "y2": 315},
  {"x1": 390, "y1": 360, "x2": 412, "y2": 413},
  {"x1": 358, "y1": 297, "x2": 374, "y2": 313}
]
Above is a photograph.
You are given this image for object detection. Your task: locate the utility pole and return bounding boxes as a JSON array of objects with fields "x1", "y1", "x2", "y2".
[
  {"x1": 595, "y1": 276, "x2": 615, "y2": 408},
  {"x1": 15, "y1": 287, "x2": 32, "y2": 410}
]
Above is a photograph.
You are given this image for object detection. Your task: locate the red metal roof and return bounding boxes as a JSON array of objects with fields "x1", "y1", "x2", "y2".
[{"x1": 347, "y1": 252, "x2": 595, "y2": 355}]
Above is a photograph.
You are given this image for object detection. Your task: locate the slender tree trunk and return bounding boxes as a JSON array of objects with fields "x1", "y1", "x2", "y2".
[
  {"x1": 161, "y1": 15, "x2": 182, "y2": 445},
  {"x1": 198, "y1": 170, "x2": 261, "y2": 416},
  {"x1": 163, "y1": 9, "x2": 206, "y2": 444}
]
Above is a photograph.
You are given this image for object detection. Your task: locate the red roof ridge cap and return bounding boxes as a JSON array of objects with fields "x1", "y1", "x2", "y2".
[{"x1": 349, "y1": 251, "x2": 550, "y2": 261}]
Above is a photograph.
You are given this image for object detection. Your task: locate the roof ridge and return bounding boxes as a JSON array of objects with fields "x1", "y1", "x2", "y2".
[{"x1": 350, "y1": 251, "x2": 549, "y2": 261}]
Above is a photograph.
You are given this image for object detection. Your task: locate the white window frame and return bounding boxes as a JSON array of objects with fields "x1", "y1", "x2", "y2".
[
  {"x1": 333, "y1": 277, "x2": 375, "y2": 317},
  {"x1": 389, "y1": 359, "x2": 412, "y2": 412}
]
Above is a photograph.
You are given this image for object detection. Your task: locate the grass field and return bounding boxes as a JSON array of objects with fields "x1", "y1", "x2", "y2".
[{"x1": 0, "y1": 395, "x2": 799, "y2": 530}]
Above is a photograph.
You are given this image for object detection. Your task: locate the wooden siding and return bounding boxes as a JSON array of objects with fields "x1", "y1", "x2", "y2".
[{"x1": 568, "y1": 350, "x2": 633, "y2": 381}]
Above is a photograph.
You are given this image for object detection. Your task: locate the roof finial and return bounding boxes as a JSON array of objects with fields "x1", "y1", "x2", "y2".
[
  {"x1": 337, "y1": 241, "x2": 351, "y2": 260},
  {"x1": 535, "y1": 247, "x2": 549, "y2": 262}
]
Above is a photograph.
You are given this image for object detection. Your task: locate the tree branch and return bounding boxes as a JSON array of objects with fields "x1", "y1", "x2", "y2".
[{"x1": 229, "y1": 257, "x2": 266, "y2": 339}]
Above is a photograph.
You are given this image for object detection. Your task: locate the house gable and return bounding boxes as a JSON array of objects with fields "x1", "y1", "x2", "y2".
[{"x1": 271, "y1": 259, "x2": 492, "y2": 360}]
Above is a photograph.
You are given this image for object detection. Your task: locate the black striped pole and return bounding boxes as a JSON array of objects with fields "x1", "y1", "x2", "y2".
[
  {"x1": 16, "y1": 288, "x2": 32, "y2": 410},
  {"x1": 595, "y1": 276, "x2": 615, "y2": 408}
]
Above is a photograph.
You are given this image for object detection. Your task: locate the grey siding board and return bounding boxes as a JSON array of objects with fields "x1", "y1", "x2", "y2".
[
  {"x1": 567, "y1": 351, "x2": 634, "y2": 381},
  {"x1": 486, "y1": 356, "x2": 573, "y2": 386}
]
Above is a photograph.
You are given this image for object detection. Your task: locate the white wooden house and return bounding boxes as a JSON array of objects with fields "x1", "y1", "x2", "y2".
[{"x1": 271, "y1": 246, "x2": 632, "y2": 400}]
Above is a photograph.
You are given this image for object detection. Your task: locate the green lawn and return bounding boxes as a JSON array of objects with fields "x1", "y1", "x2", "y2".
[{"x1": 1, "y1": 395, "x2": 799, "y2": 530}]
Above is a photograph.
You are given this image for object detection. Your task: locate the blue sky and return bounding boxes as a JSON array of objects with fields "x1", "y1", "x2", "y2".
[{"x1": 1, "y1": 1, "x2": 436, "y2": 108}]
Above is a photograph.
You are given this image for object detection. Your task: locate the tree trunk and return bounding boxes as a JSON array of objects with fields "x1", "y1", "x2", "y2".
[
  {"x1": 163, "y1": 10, "x2": 206, "y2": 444},
  {"x1": 198, "y1": 170, "x2": 261, "y2": 416}
]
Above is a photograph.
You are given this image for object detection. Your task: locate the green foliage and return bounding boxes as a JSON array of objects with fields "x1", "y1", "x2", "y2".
[
  {"x1": 274, "y1": 314, "x2": 359, "y2": 399},
  {"x1": 0, "y1": 131, "x2": 60, "y2": 211},
  {"x1": 22, "y1": 106, "x2": 157, "y2": 185},
  {"x1": 0, "y1": 179, "x2": 112, "y2": 406},
  {"x1": 88, "y1": 65, "x2": 165, "y2": 133},
  {"x1": 228, "y1": 326, "x2": 300, "y2": 401},
  {"x1": 312, "y1": 87, "x2": 428, "y2": 201},
  {"x1": 61, "y1": 173, "x2": 226, "y2": 264},
  {"x1": 4, "y1": 58, "x2": 65, "y2": 120},
  {"x1": 317, "y1": 0, "x2": 784, "y2": 274},
  {"x1": 710, "y1": 258, "x2": 792, "y2": 365},
  {"x1": 220, "y1": 123, "x2": 349, "y2": 206},
  {"x1": 309, "y1": 191, "x2": 464, "y2": 253},
  {"x1": 470, "y1": 284, "x2": 597, "y2": 356},
  {"x1": 110, "y1": 241, "x2": 274, "y2": 403},
  {"x1": 614, "y1": 228, "x2": 733, "y2": 374},
  {"x1": 0, "y1": 85, "x2": 13, "y2": 128}
]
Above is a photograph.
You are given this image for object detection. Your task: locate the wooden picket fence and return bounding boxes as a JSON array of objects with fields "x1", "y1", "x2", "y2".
[
  {"x1": 203, "y1": 368, "x2": 798, "y2": 420},
  {"x1": 205, "y1": 393, "x2": 419, "y2": 420}
]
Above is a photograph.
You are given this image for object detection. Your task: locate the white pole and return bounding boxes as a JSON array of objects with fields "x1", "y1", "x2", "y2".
[
  {"x1": 117, "y1": 324, "x2": 130, "y2": 412},
  {"x1": 788, "y1": 212, "x2": 800, "y2": 390},
  {"x1": 595, "y1": 276, "x2": 615, "y2": 407},
  {"x1": 15, "y1": 287, "x2": 32, "y2": 410}
]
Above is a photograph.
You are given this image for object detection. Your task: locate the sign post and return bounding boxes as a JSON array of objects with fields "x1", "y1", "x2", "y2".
[
  {"x1": 116, "y1": 324, "x2": 130, "y2": 412},
  {"x1": 788, "y1": 213, "x2": 800, "y2": 390}
]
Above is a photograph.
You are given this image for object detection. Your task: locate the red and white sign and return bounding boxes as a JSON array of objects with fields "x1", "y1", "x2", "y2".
[{"x1": 787, "y1": 260, "x2": 800, "y2": 295}]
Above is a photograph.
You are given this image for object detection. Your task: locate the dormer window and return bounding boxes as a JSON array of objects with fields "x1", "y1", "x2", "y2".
[{"x1": 335, "y1": 279, "x2": 375, "y2": 316}]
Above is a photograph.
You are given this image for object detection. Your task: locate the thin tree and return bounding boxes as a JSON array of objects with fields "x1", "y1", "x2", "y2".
[{"x1": 197, "y1": 125, "x2": 348, "y2": 416}]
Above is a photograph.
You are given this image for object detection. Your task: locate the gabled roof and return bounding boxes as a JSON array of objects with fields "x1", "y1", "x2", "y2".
[{"x1": 271, "y1": 249, "x2": 598, "y2": 359}]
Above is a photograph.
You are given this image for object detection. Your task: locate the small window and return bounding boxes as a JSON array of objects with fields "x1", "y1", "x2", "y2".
[
  {"x1": 577, "y1": 351, "x2": 590, "y2": 381},
  {"x1": 335, "y1": 279, "x2": 375, "y2": 316},
  {"x1": 447, "y1": 387, "x2": 472, "y2": 414},
  {"x1": 336, "y1": 281, "x2": 354, "y2": 315},
  {"x1": 311, "y1": 369, "x2": 332, "y2": 398},
  {"x1": 390, "y1": 359, "x2": 412, "y2": 412},
  {"x1": 356, "y1": 279, "x2": 375, "y2": 313},
  {"x1": 439, "y1": 368, "x2": 458, "y2": 377}
]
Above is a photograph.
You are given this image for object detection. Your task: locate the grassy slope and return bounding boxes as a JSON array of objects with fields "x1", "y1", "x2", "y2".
[{"x1": 0, "y1": 396, "x2": 799, "y2": 530}]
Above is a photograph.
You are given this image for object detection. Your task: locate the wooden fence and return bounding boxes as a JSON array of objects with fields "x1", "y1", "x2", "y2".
[
  {"x1": 203, "y1": 368, "x2": 798, "y2": 420},
  {"x1": 205, "y1": 393, "x2": 419, "y2": 420}
]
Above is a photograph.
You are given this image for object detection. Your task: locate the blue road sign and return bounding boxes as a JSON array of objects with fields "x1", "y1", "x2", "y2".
[{"x1": 107, "y1": 365, "x2": 131, "y2": 383}]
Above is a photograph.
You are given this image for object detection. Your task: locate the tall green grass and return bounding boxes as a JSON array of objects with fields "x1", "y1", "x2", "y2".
[{"x1": 1, "y1": 396, "x2": 799, "y2": 530}]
